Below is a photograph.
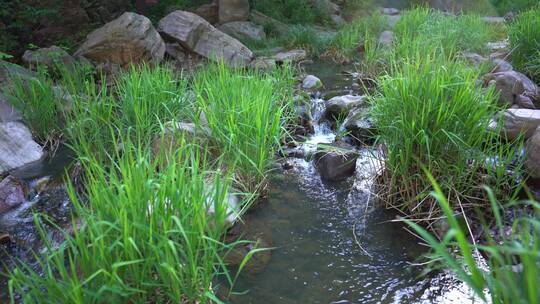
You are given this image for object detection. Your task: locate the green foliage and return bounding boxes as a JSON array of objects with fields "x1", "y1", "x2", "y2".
[
  {"x1": 282, "y1": 25, "x2": 330, "y2": 56},
  {"x1": 508, "y1": 4, "x2": 540, "y2": 82},
  {"x1": 490, "y1": 0, "x2": 539, "y2": 14},
  {"x1": 327, "y1": 12, "x2": 386, "y2": 62},
  {"x1": 363, "y1": 7, "x2": 504, "y2": 75},
  {"x1": 4, "y1": 69, "x2": 65, "y2": 145},
  {"x1": 7, "y1": 62, "x2": 294, "y2": 303},
  {"x1": 371, "y1": 52, "x2": 522, "y2": 220},
  {"x1": 407, "y1": 180, "x2": 540, "y2": 304},
  {"x1": 252, "y1": 0, "x2": 330, "y2": 25},
  {"x1": 193, "y1": 63, "x2": 294, "y2": 193}
]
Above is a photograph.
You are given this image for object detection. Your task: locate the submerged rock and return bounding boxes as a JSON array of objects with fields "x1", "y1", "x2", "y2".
[
  {"x1": 525, "y1": 126, "x2": 540, "y2": 178},
  {"x1": 314, "y1": 142, "x2": 359, "y2": 182},
  {"x1": 0, "y1": 122, "x2": 43, "y2": 175},
  {"x1": 0, "y1": 176, "x2": 27, "y2": 215},
  {"x1": 218, "y1": 0, "x2": 250, "y2": 23},
  {"x1": 74, "y1": 12, "x2": 165, "y2": 66},
  {"x1": 22, "y1": 45, "x2": 75, "y2": 70},
  {"x1": 302, "y1": 75, "x2": 322, "y2": 90},
  {"x1": 158, "y1": 10, "x2": 253, "y2": 67},
  {"x1": 218, "y1": 21, "x2": 266, "y2": 41},
  {"x1": 325, "y1": 95, "x2": 367, "y2": 120}
]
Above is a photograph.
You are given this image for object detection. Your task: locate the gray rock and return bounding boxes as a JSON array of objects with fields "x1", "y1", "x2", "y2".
[
  {"x1": 515, "y1": 95, "x2": 535, "y2": 109},
  {"x1": 525, "y1": 126, "x2": 540, "y2": 178},
  {"x1": 0, "y1": 93, "x2": 21, "y2": 123},
  {"x1": 274, "y1": 49, "x2": 307, "y2": 63},
  {"x1": 486, "y1": 70, "x2": 540, "y2": 106},
  {"x1": 378, "y1": 30, "x2": 394, "y2": 47},
  {"x1": 495, "y1": 109, "x2": 540, "y2": 140},
  {"x1": 249, "y1": 57, "x2": 276, "y2": 70},
  {"x1": 158, "y1": 10, "x2": 253, "y2": 67},
  {"x1": 22, "y1": 46, "x2": 75, "y2": 70},
  {"x1": 219, "y1": 0, "x2": 250, "y2": 23},
  {"x1": 218, "y1": 21, "x2": 266, "y2": 41},
  {"x1": 343, "y1": 107, "x2": 375, "y2": 142},
  {"x1": 74, "y1": 12, "x2": 165, "y2": 66},
  {"x1": 491, "y1": 59, "x2": 513, "y2": 73},
  {"x1": 315, "y1": 142, "x2": 359, "y2": 182},
  {"x1": 194, "y1": 1, "x2": 219, "y2": 24},
  {"x1": 249, "y1": 10, "x2": 289, "y2": 36},
  {"x1": 0, "y1": 60, "x2": 35, "y2": 87},
  {"x1": 325, "y1": 95, "x2": 367, "y2": 119},
  {"x1": 387, "y1": 15, "x2": 401, "y2": 29},
  {"x1": 330, "y1": 14, "x2": 345, "y2": 27},
  {"x1": 381, "y1": 7, "x2": 400, "y2": 15},
  {"x1": 482, "y1": 16, "x2": 505, "y2": 25},
  {"x1": 302, "y1": 75, "x2": 322, "y2": 90},
  {"x1": 0, "y1": 122, "x2": 43, "y2": 174},
  {"x1": 165, "y1": 43, "x2": 188, "y2": 62},
  {"x1": 461, "y1": 52, "x2": 486, "y2": 66},
  {"x1": 0, "y1": 175, "x2": 27, "y2": 214}
]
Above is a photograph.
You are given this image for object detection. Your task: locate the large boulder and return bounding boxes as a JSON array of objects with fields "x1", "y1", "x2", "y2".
[
  {"x1": 158, "y1": 11, "x2": 253, "y2": 67},
  {"x1": 315, "y1": 142, "x2": 359, "y2": 182},
  {"x1": 194, "y1": 1, "x2": 219, "y2": 24},
  {"x1": 218, "y1": 0, "x2": 250, "y2": 23},
  {"x1": 0, "y1": 122, "x2": 43, "y2": 174},
  {"x1": 486, "y1": 70, "x2": 540, "y2": 107},
  {"x1": 74, "y1": 12, "x2": 165, "y2": 66},
  {"x1": 218, "y1": 21, "x2": 266, "y2": 41},
  {"x1": 525, "y1": 126, "x2": 540, "y2": 178},
  {"x1": 495, "y1": 109, "x2": 540, "y2": 140},
  {"x1": 22, "y1": 46, "x2": 75, "y2": 70},
  {"x1": 325, "y1": 95, "x2": 367, "y2": 119},
  {"x1": 0, "y1": 175, "x2": 27, "y2": 214},
  {"x1": 0, "y1": 94, "x2": 21, "y2": 123},
  {"x1": 0, "y1": 60, "x2": 35, "y2": 86}
]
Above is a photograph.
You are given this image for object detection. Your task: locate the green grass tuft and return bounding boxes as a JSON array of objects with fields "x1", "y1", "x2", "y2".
[{"x1": 508, "y1": 4, "x2": 540, "y2": 82}]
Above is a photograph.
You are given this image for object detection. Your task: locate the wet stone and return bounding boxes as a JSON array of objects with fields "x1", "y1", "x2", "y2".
[
  {"x1": 314, "y1": 142, "x2": 359, "y2": 182},
  {"x1": 0, "y1": 176, "x2": 27, "y2": 215}
]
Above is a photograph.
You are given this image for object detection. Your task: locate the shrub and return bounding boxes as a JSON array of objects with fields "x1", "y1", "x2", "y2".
[
  {"x1": 252, "y1": 0, "x2": 329, "y2": 25},
  {"x1": 371, "y1": 53, "x2": 521, "y2": 222},
  {"x1": 193, "y1": 63, "x2": 294, "y2": 193},
  {"x1": 280, "y1": 25, "x2": 330, "y2": 56},
  {"x1": 326, "y1": 12, "x2": 386, "y2": 62},
  {"x1": 508, "y1": 4, "x2": 540, "y2": 82},
  {"x1": 490, "y1": 0, "x2": 539, "y2": 14}
]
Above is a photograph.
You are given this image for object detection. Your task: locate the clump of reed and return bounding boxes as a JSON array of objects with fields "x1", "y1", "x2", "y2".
[{"x1": 508, "y1": 4, "x2": 540, "y2": 82}]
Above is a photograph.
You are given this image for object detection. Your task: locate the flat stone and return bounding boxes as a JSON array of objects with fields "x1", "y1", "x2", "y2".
[
  {"x1": 274, "y1": 49, "x2": 307, "y2": 63},
  {"x1": 218, "y1": 21, "x2": 266, "y2": 41},
  {"x1": 495, "y1": 109, "x2": 540, "y2": 140},
  {"x1": 0, "y1": 122, "x2": 43, "y2": 174}
]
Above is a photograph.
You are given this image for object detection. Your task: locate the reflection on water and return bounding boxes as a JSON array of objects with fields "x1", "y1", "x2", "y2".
[{"x1": 229, "y1": 161, "x2": 468, "y2": 304}]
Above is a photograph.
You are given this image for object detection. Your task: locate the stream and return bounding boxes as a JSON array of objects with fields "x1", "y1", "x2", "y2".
[{"x1": 1, "y1": 61, "x2": 475, "y2": 303}]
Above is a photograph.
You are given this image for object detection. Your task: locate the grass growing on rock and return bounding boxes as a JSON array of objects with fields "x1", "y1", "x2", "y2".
[
  {"x1": 7, "y1": 62, "x2": 294, "y2": 303},
  {"x1": 4, "y1": 69, "x2": 65, "y2": 145},
  {"x1": 508, "y1": 4, "x2": 540, "y2": 82}
]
